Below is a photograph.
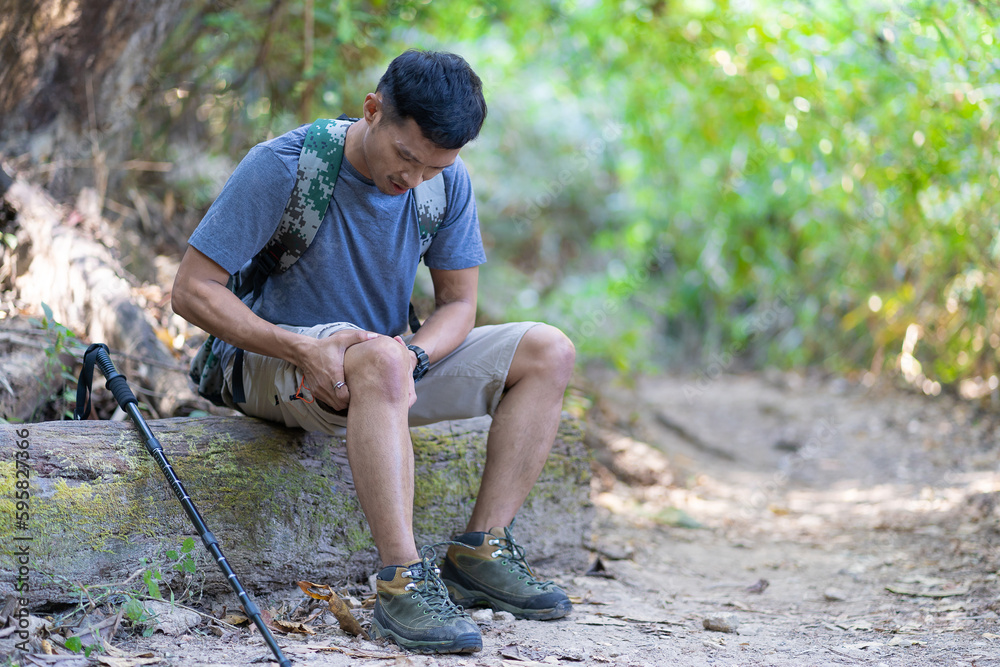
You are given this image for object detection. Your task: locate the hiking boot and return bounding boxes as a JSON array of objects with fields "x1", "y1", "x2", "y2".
[
  {"x1": 371, "y1": 553, "x2": 482, "y2": 654},
  {"x1": 440, "y1": 524, "x2": 572, "y2": 620}
]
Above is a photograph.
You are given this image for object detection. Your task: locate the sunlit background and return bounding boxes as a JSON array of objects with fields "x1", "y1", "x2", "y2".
[{"x1": 122, "y1": 0, "x2": 999, "y2": 390}]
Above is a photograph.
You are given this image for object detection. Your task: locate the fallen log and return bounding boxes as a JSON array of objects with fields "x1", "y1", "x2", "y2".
[
  {"x1": 0, "y1": 341, "x2": 60, "y2": 422},
  {"x1": 5, "y1": 178, "x2": 200, "y2": 416},
  {"x1": 0, "y1": 414, "x2": 592, "y2": 605}
]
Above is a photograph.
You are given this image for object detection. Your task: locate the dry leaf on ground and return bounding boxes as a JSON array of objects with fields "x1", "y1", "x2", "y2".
[
  {"x1": 272, "y1": 618, "x2": 316, "y2": 635},
  {"x1": 95, "y1": 657, "x2": 165, "y2": 667},
  {"x1": 22, "y1": 657, "x2": 89, "y2": 667},
  {"x1": 288, "y1": 643, "x2": 406, "y2": 659},
  {"x1": 68, "y1": 608, "x2": 123, "y2": 648},
  {"x1": 141, "y1": 601, "x2": 202, "y2": 636},
  {"x1": 500, "y1": 643, "x2": 551, "y2": 662},
  {"x1": 585, "y1": 556, "x2": 614, "y2": 579},
  {"x1": 887, "y1": 637, "x2": 927, "y2": 647},
  {"x1": 297, "y1": 580, "x2": 370, "y2": 639},
  {"x1": 574, "y1": 614, "x2": 629, "y2": 627}
]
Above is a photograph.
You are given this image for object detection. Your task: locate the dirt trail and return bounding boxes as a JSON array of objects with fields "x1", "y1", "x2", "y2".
[{"x1": 109, "y1": 372, "x2": 1000, "y2": 666}]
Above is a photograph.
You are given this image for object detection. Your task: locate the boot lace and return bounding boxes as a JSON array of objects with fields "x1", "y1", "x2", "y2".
[
  {"x1": 403, "y1": 542, "x2": 472, "y2": 621},
  {"x1": 487, "y1": 523, "x2": 557, "y2": 590}
]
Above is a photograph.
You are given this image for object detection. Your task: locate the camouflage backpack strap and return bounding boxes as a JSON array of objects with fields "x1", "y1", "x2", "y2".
[
  {"x1": 408, "y1": 174, "x2": 447, "y2": 333},
  {"x1": 413, "y1": 173, "x2": 446, "y2": 260},
  {"x1": 268, "y1": 118, "x2": 350, "y2": 272},
  {"x1": 233, "y1": 118, "x2": 350, "y2": 301}
]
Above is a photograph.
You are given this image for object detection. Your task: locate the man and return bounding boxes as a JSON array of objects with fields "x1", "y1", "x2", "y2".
[{"x1": 171, "y1": 50, "x2": 575, "y2": 654}]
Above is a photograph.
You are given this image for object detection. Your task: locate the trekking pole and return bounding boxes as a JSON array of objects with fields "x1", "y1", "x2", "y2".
[{"x1": 74, "y1": 343, "x2": 292, "y2": 667}]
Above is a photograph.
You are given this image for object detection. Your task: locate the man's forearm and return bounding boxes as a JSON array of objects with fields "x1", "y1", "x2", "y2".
[
  {"x1": 408, "y1": 300, "x2": 476, "y2": 364},
  {"x1": 173, "y1": 275, "x2": 315, "y2": 368}
]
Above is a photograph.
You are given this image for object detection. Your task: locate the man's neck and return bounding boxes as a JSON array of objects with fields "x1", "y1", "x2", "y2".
[{"x1": 343, "y1": 119, "x2": 372, "y2": 181}]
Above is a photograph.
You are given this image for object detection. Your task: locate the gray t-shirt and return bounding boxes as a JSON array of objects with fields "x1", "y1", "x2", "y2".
[{"x1": 188, "y1": 123, "x2": 487, "y2": 367}]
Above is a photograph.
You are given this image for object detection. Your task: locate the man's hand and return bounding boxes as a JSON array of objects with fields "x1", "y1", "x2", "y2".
[
  {"x1": 295, "y1": 329, "x2": 381, "y2": 411},
  {"x1": 394, "y1": 335, "x2": 419, "y2": 409}
]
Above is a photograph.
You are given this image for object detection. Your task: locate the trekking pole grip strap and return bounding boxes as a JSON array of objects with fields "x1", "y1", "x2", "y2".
[{"x1": 74, "y1": 344, "x2": 138, "y2": 419}]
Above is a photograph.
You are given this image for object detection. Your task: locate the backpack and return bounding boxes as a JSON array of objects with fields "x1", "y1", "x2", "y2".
[{"x1": 189, "y1": 117, "x2": 447, "y2": 407}]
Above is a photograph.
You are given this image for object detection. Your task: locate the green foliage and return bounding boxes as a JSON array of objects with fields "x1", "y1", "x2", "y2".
[
  {"x1": 123, "y1": 596, "x2": 148, "y2": 624},
  {"x1": 122, "y1": 596, "x2": 157, "y2": 638},
  {"x1": 63, "y1": 635, "x2": 100, "y2": 657},
  {"x1": 167, "y1": 536, "x2": 198, "y2": 575},
  {"x1": 467, "y1": 0, "x2": 999, "y2": 391},
  {"x1": 27, "y1": 302, "x2": 79, "y2": 420},
  {"x1": 121, "y1": 540, "x2": 202, "y2": 637},
  {"x1": 36, "y1": 302, "x2": 76, "y2": 377},
  {"x1": 140, "y1": 557, "x2": 164, "y2": 599},
  {"x1": 142, "y1": 0, "x2": 999, "y2": 391}
]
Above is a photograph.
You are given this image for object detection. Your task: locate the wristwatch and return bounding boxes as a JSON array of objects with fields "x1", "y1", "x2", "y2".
[{"x1": 407, "y1": 344, "x2": 429, "y2": 382}]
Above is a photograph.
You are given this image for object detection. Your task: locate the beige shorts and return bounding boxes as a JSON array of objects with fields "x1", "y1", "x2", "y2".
[{"x1": 221, "y1": 321, "x2": 540, "y2": 434}]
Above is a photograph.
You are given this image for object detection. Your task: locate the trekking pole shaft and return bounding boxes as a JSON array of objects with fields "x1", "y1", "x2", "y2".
[
  {"x1": 94, "y1": 348, "x2": 291, "y2": 667},
  {"x1": 123, "y1": 402, "x2": 212, "y2": 538}
]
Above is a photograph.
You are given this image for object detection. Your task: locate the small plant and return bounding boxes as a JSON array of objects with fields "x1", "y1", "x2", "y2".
[
  {"x1": 34, "y1": 302, "x2": 77, "y2": 378},
  {"x1": 43, "y1": 536, "x2": 207, "y2": 648},
  {"x1": 167, "y1": 537, "x2": 198, "y2": 575},
  {"x1": 165, "y1": 537, "x2": 204, "y2": 604},
  {"x1": 124, "y1": 540, "x2": 202, "y2": 637},
  {"x1": 123, "y1": 595, "x2": 157, "y2": 638},
  {"x1": 139, "y1": 557, "x2": 164, "y2": 599},
  {"x1": 29, "y1": 301, "x2": 80, "y2": 420},
  {"x1": 64, "y1": 635, "x2": 103, "y2": 657}
]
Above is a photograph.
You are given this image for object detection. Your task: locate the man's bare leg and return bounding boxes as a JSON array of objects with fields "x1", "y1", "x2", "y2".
[
  {"x1": 350, "y1": 341, "x2": 483, "y2": 655},
  {"x1": 343, "y1": 336, "x2": 420, "y2": 565},
  {"x1": 465, "y1": 324, "x2": 576, "y2": 532}
]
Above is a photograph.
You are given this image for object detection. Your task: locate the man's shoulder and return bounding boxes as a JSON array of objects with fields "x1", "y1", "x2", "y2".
[
  {"x1": 444, "y1": 154, "x2": 469, "y2": 179},
  {"x1": 440, "y1": 155, "x2": 474, "y2": 204},
  {"x1": 252, "y1": 123, "x2": 311, "y2": 165}
]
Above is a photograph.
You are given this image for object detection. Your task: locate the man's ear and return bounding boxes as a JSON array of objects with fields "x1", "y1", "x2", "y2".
[{"x1": 362, "y1": 92, "x2": 381, "y2": 124}]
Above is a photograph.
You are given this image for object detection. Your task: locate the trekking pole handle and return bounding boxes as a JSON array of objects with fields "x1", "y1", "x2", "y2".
[
  {"x1": 93, "y1": 345, "x2": 121, "y2": 385},
  {"x1": 85, "y1": 344, "x2": 140, "y2": 411}
]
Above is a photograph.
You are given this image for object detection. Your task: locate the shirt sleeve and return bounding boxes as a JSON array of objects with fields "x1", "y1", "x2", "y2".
[
  {"x1": 187, "y1": 146, "x2": 296, "y2": 275},
  {"x1": 422, "y1": 156, "x2": 488, "y2": 271}
]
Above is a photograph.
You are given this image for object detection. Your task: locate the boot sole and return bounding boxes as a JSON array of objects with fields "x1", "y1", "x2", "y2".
[
  {"x1": 445, "y1": 580, "x2": 573, "y2": 621},
  {"x1": 370, "y1": 618, "x2": 482, "y2": 654}
]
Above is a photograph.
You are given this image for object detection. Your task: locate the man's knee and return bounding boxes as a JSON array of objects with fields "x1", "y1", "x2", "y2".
[
  {"x1": 344, "y1": 336, "x2": 412, "y2": 398},
  {"x1": 519, "y1": 324, "x2": 576, "y2": 383}
]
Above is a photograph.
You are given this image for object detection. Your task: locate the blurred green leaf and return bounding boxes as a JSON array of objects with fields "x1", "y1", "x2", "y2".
[{"x1": 652, "y1": 507, "x2": 703, "y2": 529}]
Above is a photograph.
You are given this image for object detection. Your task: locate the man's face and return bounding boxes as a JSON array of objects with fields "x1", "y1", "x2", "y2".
[{"x1": 361, "y1": 98, "x2": 461, "y2": 196}]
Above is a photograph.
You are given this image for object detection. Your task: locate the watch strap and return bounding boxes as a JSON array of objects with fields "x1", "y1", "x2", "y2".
[{"x1": 407, "y1": 344, "x2": 429, "y2": 382}]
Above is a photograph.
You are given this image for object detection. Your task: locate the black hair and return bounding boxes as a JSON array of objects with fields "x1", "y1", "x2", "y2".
[{"x1": 376, "y1": 50, "x2": 487, "y2": 150}]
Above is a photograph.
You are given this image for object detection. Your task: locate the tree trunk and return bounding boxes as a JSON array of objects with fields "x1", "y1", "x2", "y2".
[
  {"x1": 0, "y1": 0, "x2": 200, "y2": 418},
  {"x1": 0, "y1": 415, "x2": 593, "y2": 605},
  {"x1": 0, "y1": 0, "x2": 185, "y2": 201}
]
